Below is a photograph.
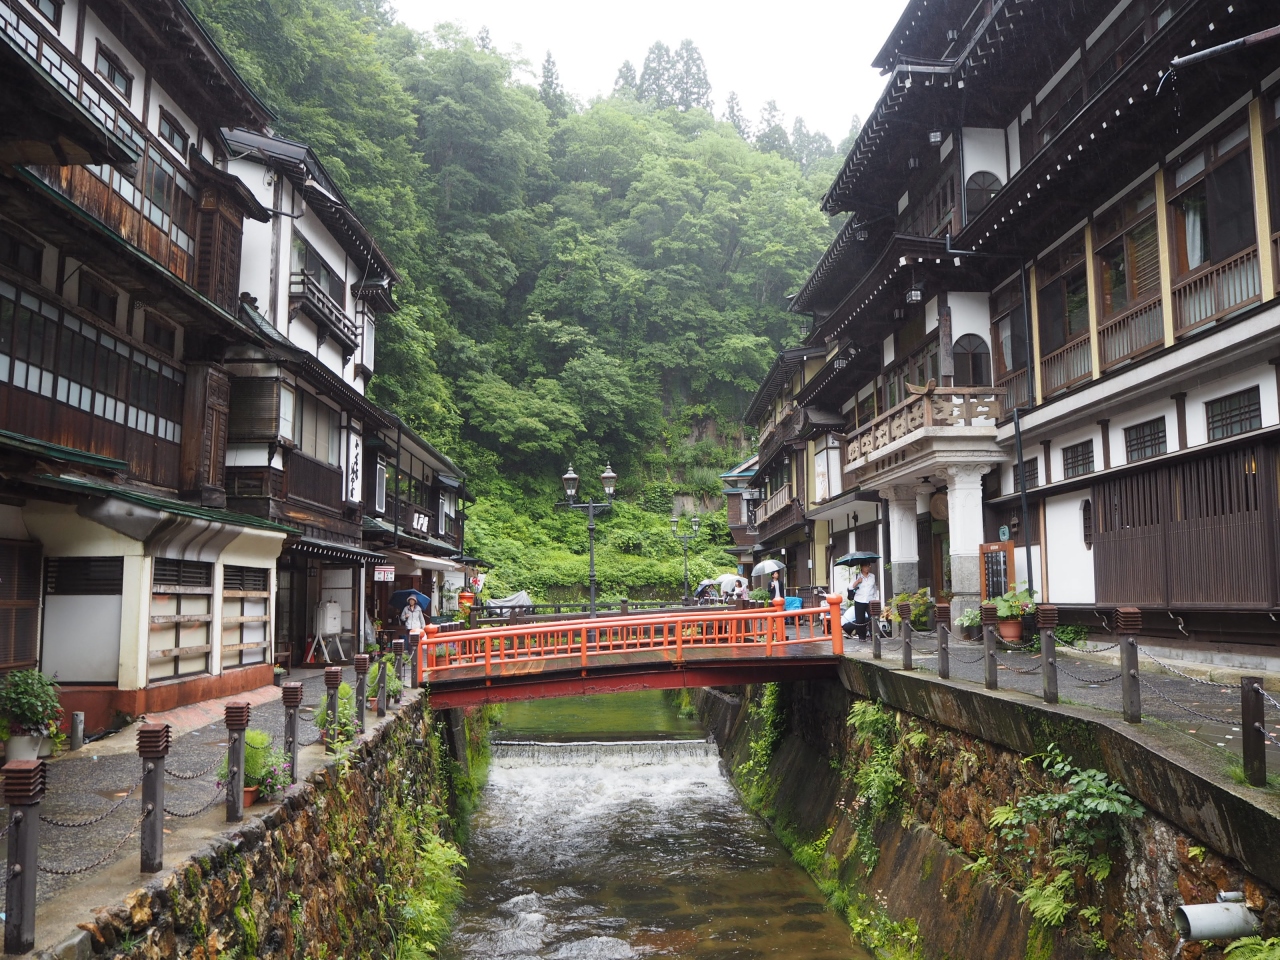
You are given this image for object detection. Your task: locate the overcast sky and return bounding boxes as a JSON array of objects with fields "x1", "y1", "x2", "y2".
[{"x1": 392, "y1": 0, "x2": 912, "y2": 144}]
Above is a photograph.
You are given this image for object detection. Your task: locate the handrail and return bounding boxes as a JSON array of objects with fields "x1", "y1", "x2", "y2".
[
  {"x1": 1098, "y1": 295, "x2": 1163, "y2": 370},
  {"x1": 419, "y1": 596, "x2": 844, "y2": 684},
  {"x1": 289, "y1": 271, "x2": 359, "y2": 346},
  {"x1": 846, "y1": 384, "x2": 1005, "y2": 464},
  {"x1": 1039, "y1": 335, "x2": 1092, "y2": 396},
  {"x1": 756, "y1": 483, "x2": 792, "y2": 522},
  {"x1": 1172, "y1": 245, "x2": 1261, "y2": 336}
]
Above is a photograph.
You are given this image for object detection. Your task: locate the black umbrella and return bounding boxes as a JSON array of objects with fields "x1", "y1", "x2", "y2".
[{"x1": 834, "y1": 551, "x2": 880, "y2": 566}]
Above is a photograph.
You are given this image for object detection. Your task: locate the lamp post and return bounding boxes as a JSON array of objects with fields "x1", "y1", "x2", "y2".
[
  {"x1": 560, "y1": 463, "x2": 617, "y2": 617},
  {"x1": 670, "y1": 515, "x2": 700, "y2": 601}
]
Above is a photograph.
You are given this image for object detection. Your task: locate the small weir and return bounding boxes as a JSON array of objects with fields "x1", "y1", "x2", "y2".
[{"x1": 442, "y1": 693, "x2": 865, "y2": 959}]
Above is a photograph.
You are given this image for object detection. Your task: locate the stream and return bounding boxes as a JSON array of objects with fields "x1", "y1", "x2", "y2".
[{"x1": 439, "y1": 691, "x2": 867, "y2": 959}]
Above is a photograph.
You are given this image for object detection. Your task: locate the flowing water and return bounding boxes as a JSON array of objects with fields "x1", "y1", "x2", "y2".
[{"x1": 441, "y1": 691, "x2": 867, "y2": 959}]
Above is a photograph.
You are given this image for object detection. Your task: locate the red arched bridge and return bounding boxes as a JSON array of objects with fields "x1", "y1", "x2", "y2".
[{"x1": 417, "y1": 596, "x2": 847, "y2": 708}]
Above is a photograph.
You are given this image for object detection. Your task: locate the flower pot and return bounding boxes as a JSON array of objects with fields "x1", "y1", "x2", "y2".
[
  {"x1": 997, "y1": 618, "x2": 1024, "y2": 643},
  {"x1": 243, "y1": 785, "x2": 260, "y2": 806},
  {"x1": 273, "y1": 673, "x2": 284, "y2": 687},
  {"x1": 5, "y1": 735, "x2": 44, "y2": 762},
  {"x1": 38, "y1": 737, "x2": 53, "y2": 757}
]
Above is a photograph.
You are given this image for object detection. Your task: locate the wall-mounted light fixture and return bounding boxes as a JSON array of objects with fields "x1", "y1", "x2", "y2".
[
  {"x1": 905, "y1": 285, "x2": 924, "y2": 305},
  {"x1": 928, "y1": 130, "x2": 943, "y2": 146},
  {"x1": 855, "y1": 227, "x2": 869, "y2": 241}
]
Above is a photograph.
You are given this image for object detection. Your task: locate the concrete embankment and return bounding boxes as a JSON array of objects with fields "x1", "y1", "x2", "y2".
[{"x1": 697, "y1": 662, "x2": 1280, "y2": 960}]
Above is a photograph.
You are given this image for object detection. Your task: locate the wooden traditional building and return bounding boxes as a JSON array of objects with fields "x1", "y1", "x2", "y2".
[
  {"x1": 753, "y1": 0, "x2": 1280, "y2": 649},
  {"x1": 720, "y1": 455, "x2": 759, "y2": 575}
]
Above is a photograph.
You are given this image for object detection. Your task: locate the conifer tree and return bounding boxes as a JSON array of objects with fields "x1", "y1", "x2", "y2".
[
  {"x1": 475, "y1": 26, "x2": 492, "y2": 50},
  {"x1": 614, "y1": 60, "x2": 638, "y2": 96},
  {"x1": 723, "y1": 92, "x2": 750, "y2": 139},
  {"x1": 790, "y1": 117, "x2": 833, "y2": 173},
  {"x1": 539, "y1": 51, "x2": 569, "y2": 118},
  {"x1": 755, "y1": 100, "x2": 792, "y2": 158},
  {"x1": 671, "y1": 39, "x2": 712, "y2": 112},
  {"x1": 638, "y1": 41, "x2": 675, "y2": 107}
]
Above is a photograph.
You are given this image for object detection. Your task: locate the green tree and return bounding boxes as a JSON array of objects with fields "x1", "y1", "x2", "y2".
[
  {"x1": 614, "y1": 60, "x2": 638, "y2": 96},
  {"x1": 671, "y1": 40, "x2": 712, "y2": 112},
  {"x1": 638, "y1": 41, "x2": 675, "y2": 107},
  {"x1": 539, "y1": 51, "x2": 571, "y2": 120},
  {"x1": 723, "y1": 92, "x2": 751, "y2": 140},
  {"x1": 755, "y1": 100, "x2": 792, "y2": 158}
]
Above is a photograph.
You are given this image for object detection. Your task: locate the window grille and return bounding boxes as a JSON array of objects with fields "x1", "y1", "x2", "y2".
[
  {"x1": 1205, "y1": 386, "x2": 1261, "y2": 441},
  {"x1": 1062, "y1": 440, "x2": 1095, "y2": 479},
  {"x1": 1124, "y1": 417, "x2": 1167, "y2": 461},
  {"x1": 46, "y1": 557, "x2": 123, "y2": 594},
  {"x1": 1013, "y1": 457, "x2": 1039, "y2": 492}
]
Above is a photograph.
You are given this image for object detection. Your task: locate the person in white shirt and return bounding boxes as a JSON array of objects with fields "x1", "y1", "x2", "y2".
[
  {"x1": 401, "y1": 595, "x2": 427, "y2": 636},
  {"x1": 847, "y1": 563, "x2": 877, "y2": 640}
]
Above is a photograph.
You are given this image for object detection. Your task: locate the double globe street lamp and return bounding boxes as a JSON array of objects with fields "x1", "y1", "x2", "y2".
[
  {"x1": 560, "y1": 462, "x2": 617, "y2": 617},
  {"x1": 670, "y1": 514, "x2": 700, "y2": 601}
]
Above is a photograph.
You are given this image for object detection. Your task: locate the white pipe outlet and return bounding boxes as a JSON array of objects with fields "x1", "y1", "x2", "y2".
[{"x1": 1174, "y1": 902, "x2": 1259, "y2": 940}]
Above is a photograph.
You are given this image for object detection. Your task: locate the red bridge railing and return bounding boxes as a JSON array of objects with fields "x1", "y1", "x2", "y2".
[{"x1": 418, "y1": 595, "x2": 844, "y2": 685}]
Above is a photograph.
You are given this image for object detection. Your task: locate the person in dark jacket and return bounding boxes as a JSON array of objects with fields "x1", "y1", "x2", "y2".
[{"x1": 767, "y1": 571, "x2": 784, "y2": 601}]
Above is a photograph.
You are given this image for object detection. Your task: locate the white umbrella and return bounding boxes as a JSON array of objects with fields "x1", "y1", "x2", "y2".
[
  {"x1": 751, "y1": 559, "x2": 785, "y2": 578},
  {"x1": 697, "y1": 578, "x2": 720, "y2": 589},
  {"x1": 715, "y1": 573, "x2": 746, "y2": 592}
]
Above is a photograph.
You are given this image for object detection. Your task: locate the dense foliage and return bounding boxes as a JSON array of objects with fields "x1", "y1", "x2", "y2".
[{"x1": 191, "y1": 0, "x2": 858, "y2": 597}]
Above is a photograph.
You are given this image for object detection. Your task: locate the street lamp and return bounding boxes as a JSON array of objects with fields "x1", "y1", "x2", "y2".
[
  {"x1": 560, "y1": 462, "x2": 617, "y2": 617},
  {"x1": 671, "y1": 514, "x2": 700, "y2": 601}
]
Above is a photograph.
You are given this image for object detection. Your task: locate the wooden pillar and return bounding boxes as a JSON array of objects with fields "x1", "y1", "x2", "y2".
[
  {"x1": 1249, "y1": 97, "x2": 1275, "y2": 301},
  {"x1": 1029, "y1": 263, "x2": 1044, "y2": 403},
  {"x1": 1154, "y1": 166, "x2": 1177, "y2": 345},
  {"x1": 1117, "y1": 607, "x2": 1142, "y2": 724},
  {"x1": 353, "y1": 654, "x2": 370, "y2": 733},
  {"x1": 282, "y1": 682, "x2": 303, "y2": 784},
  {"x1": 1241, "y1": 677, "x2": 1267, "y2": 787},
  {"x1": 1085, "y1": 221, "x2": 1102, "y2": 379},
  {"x1": 1171, "y1": 392, "x2": 1188, "y2": 450},
  {"x1": 1036, "y1": 606, "x2": 1058, "y2": 704},
  {"x1": 3, "y1": 760, "x2": 43, "y2": 954},
  {"x1": 224, "y1": 701, "x2": 250, "y2": 823},
  {"x1": 1098, "y1": 418, "x2": 1112, "y2": 470}
]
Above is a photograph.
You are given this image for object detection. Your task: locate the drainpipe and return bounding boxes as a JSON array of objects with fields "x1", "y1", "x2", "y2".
[
  {"x1": 881, "y1": 495, "x2": 893, "y2": 598},
  {"x1": 393, "y1": 423, "x2": 402, "y2": 551},
  {"x1": 1012, "y1": 407, "x2": 1035, "y2": 599}
]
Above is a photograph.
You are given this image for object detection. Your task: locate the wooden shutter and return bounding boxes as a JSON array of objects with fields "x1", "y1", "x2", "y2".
[
  {"x1": 180, "y1": 363, "x2": 230, "y2": 505},
  {"x1": 0, "y1": 541, "x2": 41, "y2": 670},
  {"x1": 195, "y1": 191, "x2": 246, "y2": 315},
  {"x1": 227, "y1": 378, "x2": 280, "y2": 442}
]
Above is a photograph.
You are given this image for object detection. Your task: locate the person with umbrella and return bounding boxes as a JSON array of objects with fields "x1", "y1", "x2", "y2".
[
  {"x1": 399, "y1": 593, "x2": 427, "y2": 637},
  {"x1": 848, "y1": 562, "x2": 877, "y2": 640}
]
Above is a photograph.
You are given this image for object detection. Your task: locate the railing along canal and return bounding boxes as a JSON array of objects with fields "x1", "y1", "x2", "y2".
[{"x1": 419, "y1": 596, "x2": 844, "y2": 683}]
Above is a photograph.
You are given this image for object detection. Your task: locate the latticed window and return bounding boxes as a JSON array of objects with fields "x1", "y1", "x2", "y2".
[
  {"x1": 1124, "y1": 417, "x2": 1167, "y2": 461},
  {"x1": 1205, "y1": 386, "x2": 1261, "y2": 441},
  {"x1": 1013, "y1": 457, "x2": 1039, "y2": 492},
  {"x1": 1062, "y1": 440, "x2": 1095, "y2": 479}
]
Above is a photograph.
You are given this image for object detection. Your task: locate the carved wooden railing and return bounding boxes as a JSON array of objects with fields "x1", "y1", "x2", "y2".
[
  {"x1": 1040, "y1": 336, "x2": 1092, "y2": 396},
  {"x1": 1099, "y1": 296, "x2": 1164, "y2": 370},
  {"x1": 845, "y1": 385, "x2": 1005, "y2": 465},
  {"x1": 756, "y1": 483, "x2": 792, "y2": 523},
  {"x1": 1172, "y1": 246, "x2": 1261, "y2": 336}
]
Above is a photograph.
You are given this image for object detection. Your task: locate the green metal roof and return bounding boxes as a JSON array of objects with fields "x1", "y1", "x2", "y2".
[{"x1": 0, "y1": 429, "x2": 129, "y2": 473}]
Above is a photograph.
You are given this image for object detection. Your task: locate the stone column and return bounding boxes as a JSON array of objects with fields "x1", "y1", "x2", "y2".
[
  {"x1": 943, "y1": 463, "x2": 991, "y2": 619},
  {"x1": 880, "y1": 485, "x2": 919, "y2": 596}
]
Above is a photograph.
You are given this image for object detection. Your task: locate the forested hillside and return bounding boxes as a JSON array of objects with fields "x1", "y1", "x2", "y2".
[{"x1": 190, "y1": 0, "x2": 858, "y2": 598}]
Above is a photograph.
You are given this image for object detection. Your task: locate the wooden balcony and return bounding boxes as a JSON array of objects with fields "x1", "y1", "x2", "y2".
[
  {"x1": 756, "y1": 483, "x2": 792, "y2": 523},
  {"x1": 996, "y1": 370, "x2": 1029, "y2": 413},
  {"x1": 1172, "y1": 246, "x2": 1261, "y2": 337},
  {"x1": 757, "y1": 402, "x2": 798, "y2": 469},
  {"x1": 846, "y1": 386, "x2": 1005, "y2": 466},
  {"x1": 1098, "y1": 296, "x2": 1164, "y2": 371},
  {"x1": 289, "y1": 272, "x2": 360, "y2": 358},
  {"x1": 286, "y1": 451, "x2": 342, "y2": 508},
  {"x1": 1040, "y1": 336, "x2": 1092, "y2": 397},
  {"x1": 756, "y1": 498, "x2": 805, "y2": 543}
]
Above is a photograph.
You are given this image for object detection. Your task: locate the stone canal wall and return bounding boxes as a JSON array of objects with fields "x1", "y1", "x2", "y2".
[
  {"x1": 38, "y1": 695, "x2": 459, "y2": 960},
  {"x1": 697, "y1": 663, "x2": 1280, "y2": 960}
]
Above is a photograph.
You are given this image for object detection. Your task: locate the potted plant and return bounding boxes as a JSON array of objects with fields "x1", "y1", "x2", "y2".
[
  {"x1": 0, "y1": 670, "x2": 63, "y2": 762},
  {"x1": 953, "y1": 607, "x2": 982, "y2": 641},
  {"x1": 220, "y1": 728, "x2": 273, "y2": 805},
  {"x1": 255, "y1": 747, "x2": 292, "y2": 800},
  {"x1": 987, "y1": 584, "x2": 1036, "y2": 643},
  {"x1": 273, "y1": 665, "x2": 286, "y2": 687}
]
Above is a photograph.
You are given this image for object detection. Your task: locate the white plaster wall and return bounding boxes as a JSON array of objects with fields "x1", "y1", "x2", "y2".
[
  {"x1": 226, "y1": 444, "x2": 273, "y2": 467},
  {"x1": 317, "y1": 338, "x2": 345, "y2": 376},
  {"x1": 949, "y1": 292, "x2": 992, "y2": 343},
  {"x1": 0, "y1": 504, "x2": 30, "y2": 540},
  {"x1": 230, "y1": 159, "x2": 278, "y2": 325},
  {"x1": 1113, "y1": 398, "x2": 1180, "y2": 463},
  {"x1": 80, "y1": 10, "x2": 146, "y2": 120},
  {"x1": 1183, "y1": 365, "x2": 1278, "y2": 447},
  {"x1": 962, "y1": 127, "x2": 1009, "y2": 186},
  {"x1": 1012, "y1": 543, "x2": 1043, "y2": 599},
  {"x1": 1044, "y1": 493, "x2": 1095, "y2": 604},
  {"x1": 43, "y1": 0, "x2": 80, "y2": 49}
]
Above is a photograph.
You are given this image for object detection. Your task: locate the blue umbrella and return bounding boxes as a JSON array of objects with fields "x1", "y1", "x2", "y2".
[{"x1": 389, "y1": 589, "x2": 431, "y2": 614}]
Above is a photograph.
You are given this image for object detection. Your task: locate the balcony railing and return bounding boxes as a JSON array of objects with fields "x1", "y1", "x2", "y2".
[
  {"x1": 758, "y1": 403, "x2": 801, "y2": 469},
  {"x1": 289, "y1": 272, "x2": 360, "y2": 355},
  {"x1": 756, "y1": 483, "x2": 792, "y2": 523},
  {"x1": 287, "y1": 452, "x2": 342, "y2": 508},
  {"x1": 996, "y1": 370, "x2": 1029, "y2": 413},
  {"x1": 1098, "y1": 296, "x2": 1164, "y2": 370},
  {"x1": 1040, "y1": 336, "x2": 1092, "y2": 396},
  {"x1": 846, "y1": 385, "x2": 1005, "y2": 465},
  {"x1": 1172, "y1": 246, "x2": 1261, "y2": 336}
]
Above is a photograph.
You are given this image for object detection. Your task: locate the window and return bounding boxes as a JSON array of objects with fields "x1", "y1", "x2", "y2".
[
  {"x1": 1037, "y1": 234, "x2": 1089, "y2": 356},
  {"x1": 46, "y1": 557, "x2": 123, "y2": 594},
  {"x1": 1169, "y1": 121, "x2": 1256, "y2": 274},
  {"x1": 438, "y1": 490, "x2": 457, "y2": 535},
  {"x1": 157, "y1": 110, "x2": 188, "y2": 157},
  {"x1": 1013, "y1": 457, "x2": 1039, "y2": 492},
  {"x1": 965, "y1": 171, "x2": 1002, "y2": 219},
  {"x1": 143, "y1": 313, "x2": 176, "y2": 357},
  {"x1": 374, "y1": 460, "x2": 387, "y2": 514},
  {"x1": 142, "y1": 147, "x2": 196, "y2": 254},
  {"x1": 1268, "y1": 96, "x2": 1280, "y2": 230},
  {"x1": 32, "y1": 0, "x2": 62, "y2": 27},
  {"x1": 1095, "y1": 183, "x2": 1160, "y2": 319},
  {"x1": 1082, "y1": 499, "x2": 1094, "y2": 549},
  {"x1": 0, "y1": 541, "x2": 41, "y2": 671},
  {"x1": 0, "y1": 227, "x2": 42, "y2": 281},
  {"x1": 78, "y1": 275, "x2": 117, "y2": 321},
  {"x1": 292, "y1": 388, "x2": 341, "y2": 466},
  {"x1": 1062, "y1": 440, "x2": 1095, "y2": 479},
  {"x1": 1206, "y1": 386, "x2": 1261, "y2": 441},
  {"x1": 150, "y1": 559, "x2": 212, "y2": 679},
  {"x1": 291, "y1": 234, "x2": 346, "y2": 306},
  {"x1": 94, "y1": 43, "x2": 132, "y2": 100},
  {"x1": 222, "y1": 565, "x2": 270, "y2": 668},
  {"x1": 1124, "y1": 417, "x2": 1167, "y2": 461},
  {"x1": 279, "y1": 383, "x2": 295, "y2": 440},
  {"x1": 990, "y1": 281, "x2": 1028, "y2": 379},
  {"x1": 952, "y1": 334, "x2": 991, "y2": 387}
]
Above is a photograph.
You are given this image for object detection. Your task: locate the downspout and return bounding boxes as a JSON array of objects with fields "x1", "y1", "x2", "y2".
[{"x1": 393, "y1": 423, "x2": 402, "y2": 552}]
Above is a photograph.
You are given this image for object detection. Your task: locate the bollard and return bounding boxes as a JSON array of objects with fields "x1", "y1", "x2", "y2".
[
  {"x1": 393, "y1": 639, "x2": 405, "y2": 703},
  {"x1": 826, "y1": 595, "x2": 844, "y2": 656},
  {"x1": 1037, "y1": 605, "x2": 1059, "y2": 705},
  {"x1": 897, "y1": 601, "x2": 913, "y2": 670},
  {"x1": 353, "y1": 654, "x2": 370, "y2": 733},
  {"x1": 620, "y1": 598, "x2": 629, "y2": 616},
  {"x1": 377, "y1": 653, "x2": 388, "y2": 717},
  {"x1": 324, "y1": 666, "x2": 343, "y2": 753},
  {"x1": 410, "y1": 634, "x2": 421, "y2": 690},
  {"x1": 935, "y1": 603, "x2": 951, "y2": 680},
  {"x1": 224, "y1": 702, "x2": 250, "y2": 823},
  {"x1": 282, "y1": 682, "x2": 303, "y2": 784},
  {"x1": 869, "y1": 600, "x2": 882, "y2": 659},
  {"x1": 1117, "y1": 607, "x2": 1142, "y2": 723},
  {"x1": 4, "y1": 760, "x2": 44, "y2": 954},
  {"x1": 70, "y1": 711, "x2": 85, "y2": 752},
  {"x1": 981, "y1": 603, "x2": 998, "y2": 690},
  {"x1": 137, "y1": 723, "x2": 171, "y2": 873},
  {"x1": 468, "y1": 605, "x2": 478, "y2": 629},
  {"x1": 1242, "y1": 677, "x2": 1266, "y2": 788}
]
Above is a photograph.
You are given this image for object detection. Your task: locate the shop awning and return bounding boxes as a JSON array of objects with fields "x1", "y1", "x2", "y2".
[
  {"x1": 409, "y1": 553, "x2": 459, "y2": 572},
  {"x1": 382, "y1": 550, "x2": 460, "y2": 575},
  {"x1": 286, "y1": 536, "x2": 385, "y2": 564}
]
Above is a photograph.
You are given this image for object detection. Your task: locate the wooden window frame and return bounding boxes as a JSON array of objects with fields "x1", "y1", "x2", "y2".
[
  {"x1": 157, "y1": 109, "x2": 189, "y2": 159},
  {"x1": 222, "y1": 565, "x2": 270, "y2": 668},
  {"x1": 1094, "y1": 180, "x2": 1161, "y2": 321},
  {"x1": 0, "y1": 225, "x2": 43, "y2": 282},
  {"x1": 990, "y1": 279, "x2": 1028, "y2": 381},
  {"x1": 31, "y1": 0, "x2": 62, "y2": 28},
  {"x1": 1205, "y1": 386, "x2": 1262, "y2": 442},
  {"x1": 142, "y1": 311, "x2": 176, "y2": 358},
  {"x1": 1123, "y1": 417, "x2": 1167, "y2": 461},
  {"x1": 1037, "y1": 232, "x2": 1090, "y2": 356},
  {"x1": 1062, "y1": 439, "x2": 1096, "y2": 479},
  {"x1": 149, "y1": 558, "x2": 213, "y2": 679},
  {"x1": 93, "y1": 41, "x2": 132, "y2": 102},
  {"x1": 77, "y1": 272, "x2": 117, "y2": 322},
  {"x1": 953, "y1": 333, "x2": 991, "y2": 387},
  {"x1": 1013, "y1": 456, "x2": 1039, "y2": 493}
]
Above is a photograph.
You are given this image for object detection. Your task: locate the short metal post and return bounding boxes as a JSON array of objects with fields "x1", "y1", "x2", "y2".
[
  {"x1": 1117, "y1": 607, "x2": 1141, "y2": 723},
  {"x1": 898, "y1": 601, "x2": 913, "y2": 670},
  {"x1": 377, "y1": 653, "x2": 388, "y2": 717},
  {"x1": 70, "y1": 711, "x2": 84, "y2": 752},
  {"x1": 282, "y1": 682, "x2": 303, "y2": 784},
  {"x1": 1242, "y1": 676, "x2": 1266, "y2": 787},
  {"x1": 410, "y1": 635, "x2": 420, "y2": 690},
  {"x1": 935, "y1": 603, "x2": 950, "y2": 679},
  {"x1": 224, "y1": 702, "x2": 250, "y2": 823},
  {"x1": 4, "y1": 760, "x2": 44, "y2": 954},
  {"x1": 468, "y1": 605, "x2": 478, "y2": 628},
  {"x1": 324, "y1": 666, "x2": 342, "y2": 752},
  {"x1": 393, "y1": 639, "x2": 405, "y2": 703},
  {"x1": 1036, "y1": 605, "x2": 1059, "y2": 704},
  {"x1": 137, "y1": 723, "x2": 170, "y2": 873},
  {"x1": 353, "y1": 654, "x2": 370, "y2": 733},
  {"x1": 869, "y1": 600, "x2": 882, "y2": 659},
  {"x1": 981, "y1": 603, "x2": 998, "y2": 690}
]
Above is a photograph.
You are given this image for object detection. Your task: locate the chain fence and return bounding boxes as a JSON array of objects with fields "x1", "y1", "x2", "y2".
[
  {"x1": 36, "y1": 811, "x2": 147, "y2": 877},
  {"x1": 39, "y1": 776, "x2": 144, "y2": 828},
  {"x1": 1139, "y1": 676, "x2": 1238, "y2": 726}
]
